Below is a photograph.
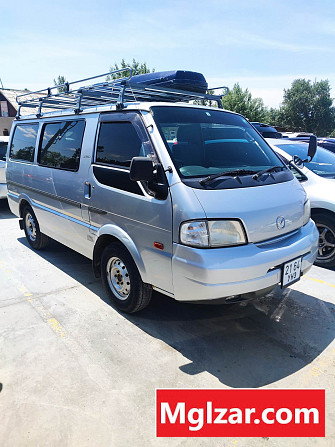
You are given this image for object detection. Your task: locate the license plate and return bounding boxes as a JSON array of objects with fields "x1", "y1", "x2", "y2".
[{"x1": 281, "y1": 257, "x2": 302, "y2": 288}]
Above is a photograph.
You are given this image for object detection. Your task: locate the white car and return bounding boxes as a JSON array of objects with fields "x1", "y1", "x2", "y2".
[
  {"x1": 0, "y1": 136, "x2": 9, "y2": 199},
  {"x1": 268, "y1": 138, "x2": 335, "y2": 268}
]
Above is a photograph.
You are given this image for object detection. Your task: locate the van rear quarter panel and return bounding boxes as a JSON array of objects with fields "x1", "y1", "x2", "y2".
[{"x1": 7, "y1": 115, "x2": 99, "y2": 258}]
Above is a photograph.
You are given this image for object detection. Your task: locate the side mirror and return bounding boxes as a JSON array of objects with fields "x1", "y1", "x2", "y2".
[
  {"x1": 129, "y1": 157, "x2": 154, "y2": 182},
  {"x1": 307, "y1": 135, "x2": 317, "y2": 161},
  {"x1": 293, "y1": 155, "x2": 304, "y2": 167}
]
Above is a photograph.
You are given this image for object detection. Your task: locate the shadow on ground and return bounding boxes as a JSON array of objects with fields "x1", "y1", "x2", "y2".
[
  {"x1": 0, "y1": 200, "x2": 15, "y2": 219},
  {"x1": 17, "y1": 236, "x2": 335, "y2": 388}
]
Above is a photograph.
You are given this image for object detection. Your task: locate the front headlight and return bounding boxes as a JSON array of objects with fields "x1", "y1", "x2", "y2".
[
  {"x1": 180, "y1": 221, "x2": 209, "y2": 247},
  {"x1": 303, "y1": 198, "x2": 311, "y2": 226},
  {"x1": 180, "y1": 220, "x2": 247, "y2": 248}
]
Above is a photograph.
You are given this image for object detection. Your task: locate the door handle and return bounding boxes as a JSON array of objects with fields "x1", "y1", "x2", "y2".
[{"x1": 84, "y1": 181, "x2": 91, "y2": 199}]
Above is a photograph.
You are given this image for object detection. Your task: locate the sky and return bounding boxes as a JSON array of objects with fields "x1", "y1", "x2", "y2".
[{"x1": 1, "y1": 0, "x2": 335, "y2": 108}]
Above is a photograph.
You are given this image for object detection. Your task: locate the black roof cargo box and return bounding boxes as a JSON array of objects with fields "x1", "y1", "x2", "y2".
[{"x1": 129, "y1": 70, "x2": 208, "y2": 94}]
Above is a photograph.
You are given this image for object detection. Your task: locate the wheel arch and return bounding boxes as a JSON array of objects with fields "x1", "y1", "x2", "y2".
[
  {"x1": 311, "y1": 207, "x2": 335, "y2": 220},
  {"x1": 92, "y1": 225, "x2": 147, "y2": 281},
  {"x1": 18, "y1": 195, "x2": 33, "y2": 217},
  {"x1": 311, "y1": 207, "x2": 335, "y2": 268}
]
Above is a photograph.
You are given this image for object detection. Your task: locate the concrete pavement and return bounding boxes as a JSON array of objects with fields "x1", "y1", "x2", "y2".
[{"x1": 0, "y1": 199, "x2": 334, "y2": 447}]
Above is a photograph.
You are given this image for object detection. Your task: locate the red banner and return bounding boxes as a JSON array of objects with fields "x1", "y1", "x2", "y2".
[{"x1": 156, "y1": 389, "x2": 325, "y2": 437}]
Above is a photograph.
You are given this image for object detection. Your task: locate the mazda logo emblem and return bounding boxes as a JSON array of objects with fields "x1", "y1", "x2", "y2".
[{"x1": 276, "y1": 216, "x2": 286, "y2": 230}]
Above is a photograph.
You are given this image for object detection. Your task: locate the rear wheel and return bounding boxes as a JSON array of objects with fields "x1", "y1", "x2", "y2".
[
  {"x1": 101, "y1": 243, "x2": 152, "y2": 313},
  {"x1": 22, "y1": 205, "x2": 50, "y2": 250},
  {"x1": 314, "y1": 213, "x2": 335, "y2": 268}
]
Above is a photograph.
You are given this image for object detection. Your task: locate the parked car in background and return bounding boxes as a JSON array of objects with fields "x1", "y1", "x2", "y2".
[
  {"x1": 281, "y1": 134, "x2": 335, "y2": 154},
  {"x1": 250, "y1": 122, "x2": 283, "y2": 139},
  {"x1": 317, "y1": 138, "x2": 335, "y2": 154},
  {"x1": 0, "y1": 136, "x2": 9, "y2": 199},
  {"x1": 268, "y1": 138, "x2": 335, "y2": 268},
  {"x1": 281, "y1": 132, "x2": 312, "y2": 141}
]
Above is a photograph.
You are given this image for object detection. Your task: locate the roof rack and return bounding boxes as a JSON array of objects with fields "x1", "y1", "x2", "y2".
[{"x1": 15, "y1": 68, "x2": 227, "y2": 119}]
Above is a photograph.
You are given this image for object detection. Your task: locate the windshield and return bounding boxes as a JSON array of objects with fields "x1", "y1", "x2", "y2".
[
  {"x1": 0, "y1": 142, "x2": 7, "y2": 161},
  {"x1": 151, "y1": 107, "x2": 283, "y2": 179},
  {"x1": 275, "y1": 143, "x2": 335, "y2": 178}
]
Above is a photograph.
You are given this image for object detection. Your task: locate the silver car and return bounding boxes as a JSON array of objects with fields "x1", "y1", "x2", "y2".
[
  {"x1": 269, "y1": 138, "x2": 335, "y2": 268},
  {"x1": 6, "y1": 72, "x2": 319, "y2": 313},
  {"x1": 0, "y1": 136, "x2": 9, "y2": 199}
]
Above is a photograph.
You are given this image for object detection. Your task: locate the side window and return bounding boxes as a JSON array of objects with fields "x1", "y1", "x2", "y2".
[
  {"x1": 38, "y1": 120, "x2": 85, "y2": 171},
  {"x1": 96, "y1": 122, "x2": 144, "y2": 168},
  {"x1": 10, "y1": 124, "x2": 39, "y2": 162}
]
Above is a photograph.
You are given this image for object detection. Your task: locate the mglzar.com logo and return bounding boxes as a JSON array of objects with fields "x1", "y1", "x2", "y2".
[{"x1": 156, "y1": 389, "x2": 325, "y2": 438}]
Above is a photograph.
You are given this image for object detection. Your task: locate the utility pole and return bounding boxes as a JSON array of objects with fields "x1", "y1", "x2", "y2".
[{"x1": 0, "y1": 78, "x2": 3, "y2": 89}]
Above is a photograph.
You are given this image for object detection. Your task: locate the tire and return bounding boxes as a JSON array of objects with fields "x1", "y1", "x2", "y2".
[
  {"x1": 22, "y1": 205, "x2": 50, "y2": 250},
  {"x1": 101, "y1": 243, "x2": 152, "y2": 313},
  {"x1": 313, "y1": 213, "x2": 335, "y2": 268}
]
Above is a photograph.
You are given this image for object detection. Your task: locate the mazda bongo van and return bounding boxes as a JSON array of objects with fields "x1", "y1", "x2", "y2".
[{"x1": 6, "y1": 70, "x2": 319, "y2": 312}]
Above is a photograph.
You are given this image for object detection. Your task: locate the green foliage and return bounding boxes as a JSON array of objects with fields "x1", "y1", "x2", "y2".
[
  {"x1": 265, "y1": 107, "x2": 284, "y2": 127},
  {"x1": 14, "y1": 147, "x2": 34, "y2": 161},
  {"x1": 40, "y1": 149, "x2": 80, "y2": 169},
  {"x1": 53, "y1": 75, "x2": 67, "y2": 93},
  {"x1": 221, "y1": 83, "x2": 267, "y2": 122},
  {"x1": 279, "y1": 79, "x2": 335, "y2": 136},
  {"x1": 107, "y1": 58, "x2": 154, "y2": 81}
]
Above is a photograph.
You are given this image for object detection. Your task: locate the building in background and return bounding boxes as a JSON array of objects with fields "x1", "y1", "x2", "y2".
[{"x1": 0, "y1": 89, "x2": 37, "y2": 136}]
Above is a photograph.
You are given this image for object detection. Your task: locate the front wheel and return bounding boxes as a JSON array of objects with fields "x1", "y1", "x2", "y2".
[
  {"x1": 314, "y1": 213, "x2": 335, "y2": 268},
  {"x1": 101, "y1": 243, "x2": 152, "y2": 313},
  {"x1": 22, "y1": 205, "x2": 50, "y2": 250}
]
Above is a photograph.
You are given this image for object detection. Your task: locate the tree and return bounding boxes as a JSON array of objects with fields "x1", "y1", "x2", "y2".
[
  {"x1": 107, "y1": 58, "x2": 154, "y2": 81},
  {"x1": 265, "y1": 107, "x2": 283, "y2": 126},
  {"x1": 221, "y1": 83, "x2": 267, "y2": 122},
  {"x1": 280, "y1": 79, "x2": 335, "y2": 136},
  {"x1": 53, "y1": 75, "x2": 68, "y2": 93}
]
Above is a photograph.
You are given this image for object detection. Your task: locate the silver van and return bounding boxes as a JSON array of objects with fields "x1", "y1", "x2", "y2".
[{"x1": 6, "y1": 70, "x2": 319, "y2": 313}]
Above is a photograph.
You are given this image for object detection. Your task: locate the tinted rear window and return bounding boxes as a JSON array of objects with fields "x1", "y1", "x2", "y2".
[
  {"x1": 10, "y1": 124, "x2": 38, "y2": 162},
  {"x1": 38, "y1": 120, "x2": 85, "y2": 171},
  {"x1": 262, "y1": 131, "x2": 282, "y2": 139}
]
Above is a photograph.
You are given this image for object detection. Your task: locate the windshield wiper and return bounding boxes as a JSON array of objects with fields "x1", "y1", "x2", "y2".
[
  {"x1": 252, "y1": 166, "x2": 285, "y2": 180},
  {"x1": 200, "y1": 169, "x2": 258, "y2": 186}
]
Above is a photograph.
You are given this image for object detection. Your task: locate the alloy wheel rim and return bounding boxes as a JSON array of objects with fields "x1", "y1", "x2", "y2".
[
  {"x1": 106, "y1": 257, "x2": 130, "y2": 300},
  {"x1": 25, "y1": 213, "x2": 37, "y2": 242},
  {"x1": 316, "y1": 223, "x2": 335, "y2": 261}
]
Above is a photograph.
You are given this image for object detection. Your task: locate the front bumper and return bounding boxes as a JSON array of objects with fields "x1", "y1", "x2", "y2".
[
  {"x1": 0, "y1": 183, "x2": 7, "y2": 199},
  {"x1": 172, "y1": 220, "x2": 318, "y2": 301}
]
